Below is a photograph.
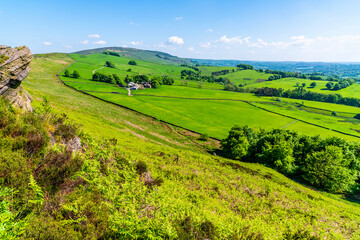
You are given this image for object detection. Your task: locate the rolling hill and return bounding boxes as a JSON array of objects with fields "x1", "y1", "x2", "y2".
[
  {"x1": 73, "y1": 46, "x2": 193, "y2": 65},
  {"x1": 2, "y1": 49, "x2": 360, "y2": 239}
]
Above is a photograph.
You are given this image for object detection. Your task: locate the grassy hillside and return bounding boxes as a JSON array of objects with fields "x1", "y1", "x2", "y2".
[
  {"x1": 0, "y1": 52, "x2": 351, "y2": 239},
  {"x1": 73, "y1": 47, "x2": 192, "y2": 65}
]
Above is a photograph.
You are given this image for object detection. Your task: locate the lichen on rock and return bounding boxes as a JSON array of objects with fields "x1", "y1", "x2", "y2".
[{"x1": 0, "y1": 45, "x2": 33, "y2": 111}]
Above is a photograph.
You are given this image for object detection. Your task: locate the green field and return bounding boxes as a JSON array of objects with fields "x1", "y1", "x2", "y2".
[
  {"x1": 56, "y1": 53, "x2": 360, "y2": 141},
  {"x1": 249, "y1": 77, "x2": 360, "y2": 97}
]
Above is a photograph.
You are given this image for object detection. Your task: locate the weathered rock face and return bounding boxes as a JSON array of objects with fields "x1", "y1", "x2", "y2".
[{"x1": 0, "y1": 45, "x2": 33, "y2": 111}]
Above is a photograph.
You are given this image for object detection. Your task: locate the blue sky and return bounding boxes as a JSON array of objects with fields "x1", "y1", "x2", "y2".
[{"x1": 2, "y1": 0, "x2": 360, "y2": 61}]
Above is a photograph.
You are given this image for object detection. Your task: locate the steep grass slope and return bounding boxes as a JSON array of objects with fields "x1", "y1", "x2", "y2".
[{"x1": 2, "y1": 53, "x2": 357, "y2": 239}]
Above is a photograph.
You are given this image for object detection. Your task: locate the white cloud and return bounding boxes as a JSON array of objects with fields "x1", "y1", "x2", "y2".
[
  {"x1": 65, "y1": 45, "x2": 72, "y2": 49},
  {"x1": 129, "y1": 22, "x2": 134, "y2": 25},
  {"x1": 93, "y1": 40, "x2": 107, "y2": 45},
  {"x1": 167, "y1": 36, "x2": 184, "y2": 45},
  {"x1": 81, "y1": 40, "x2": 89, "y2": 45},
  {"x1": 43, "y1": 41, "x2": 52, "y2": 46},
  {"x1": 217, "y1": 35, "x2": 243, "y2": 44},
  {"x1": 88, "y1": 34, "x2": 100, "y2": 38},
  {"x1": 206, "y1": 29, "x2": 213, "y2": 33},
  {"x1": 200, "y1": 42, "x2": 211, "y2": 48},
  {"x1": 175, "y1": 17, "x2": 183, "y2": 20},
  {"x1": 156, "y1": 42, "x2": 167, "y2": 48},
  {"x1": 188, "y1": 47, "x2": 195, "y2": 52},
  {"x1": 130, "y1": 41, "x2": 143, "y2": 46}
]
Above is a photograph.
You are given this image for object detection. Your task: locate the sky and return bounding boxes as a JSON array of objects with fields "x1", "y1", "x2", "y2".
[{"x1": 2, "y1": 0, "x2": 360, "y2": 62}]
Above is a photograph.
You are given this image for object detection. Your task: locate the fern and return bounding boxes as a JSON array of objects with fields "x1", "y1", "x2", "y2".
[{"x1": 28, "y1": 175, "x2": 44, "y2": 209}]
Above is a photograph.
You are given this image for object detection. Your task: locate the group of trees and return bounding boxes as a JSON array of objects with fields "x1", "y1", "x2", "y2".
[
  {"x1": 128, "y1": 60, "x2": 137, "y2": 66},
  {"x1": 222, "y1": 125, "x2": 360, "y2": 194},
  {"x1": 124, "y1": 74, "x2": 174, "y2": 88},
  {"x1": 180, "y1": 64, "x2": 200, "y2": 72},
  {"x1": 254, "y1": 87, "x2": 360, "y2": 107},
  {"x1": 263, "y1": 69, "x2": 308, "y2": 80},
  {"x1": 150, "y1": 76, "x2": 174, "y2": 88},
  {"x1": 181, "y1": 70, "x2": 200, "y2": 80},
  {"x1": 211, "y1": 69, "x2": 232, "y2": 76},
  {"x1": 325, "y1": 79, "x2": 355, "y2": 90},
  {"x1": 64, "y1": 70, "x2": 80, "y2": 79},
  {"x1": 103, "y1": 51, "x2": 121, "y2": 57},
  {"x1": 106, "y1": 61, "x2": 116, "y2": 68},
  {"x1": 92, "y1": 72, "x2": 124, "y2": 86},
  {"x1": 237, "y1": 63, "x2": 254, "y2": 70}
]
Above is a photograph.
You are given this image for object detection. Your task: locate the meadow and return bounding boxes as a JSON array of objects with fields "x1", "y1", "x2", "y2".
[
  {"x1": 8, "y1": 52, "x2": 359, "y2": 239},
  {"x1": 57, "y1": 53, "x2": 360, "y2": 141},
  {"x1": 249, "y1": 77, "x2": 360, "y2": 97}
]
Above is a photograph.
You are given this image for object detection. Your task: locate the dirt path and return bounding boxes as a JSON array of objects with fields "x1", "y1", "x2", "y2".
[
  {"x1": 281, "y1": 120, "x2": 299, "y2": 129},
  {"x1": 92, "y1": 66, "x2": 104, "y2": 74}
]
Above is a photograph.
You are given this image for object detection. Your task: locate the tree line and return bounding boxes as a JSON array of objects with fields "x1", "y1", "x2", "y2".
[
  {"x1": 221, "y1": 125, "x2": 360, "y2": 194},
  {"x1": 64, "y1": 70, "x2": 80, "y2": 79},
  {"x1": 92, "y1": 72, "x2": 174, "y2": 89},
  {"x1": 254, "y1": 87, "x2": 360, "y2": 107},
  {"x1": 92, "y1": 72, "x2": 124, "y2": 86},
  {"x1": 103, "y1": 51, "x2": 121, "y2": 57}
]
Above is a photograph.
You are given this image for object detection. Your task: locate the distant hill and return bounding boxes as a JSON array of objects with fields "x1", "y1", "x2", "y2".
[
  {"x1": 193, "y1": 59, "x2": 360, "y2": 78},
  {"x1": 73, "y1": 47, "x2": 360, "y2": 77},
  {"x1": 73, "y1": 47, "x2": 192, "y2": 65}
]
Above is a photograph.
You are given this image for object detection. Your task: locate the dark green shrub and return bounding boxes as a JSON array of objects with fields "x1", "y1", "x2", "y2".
[
  {"x1": 105, "y1": 61, "x2": 115, "y2": 68},
  {"x1": 198, "y1": 133, "x2": 209, "y2": 141},
  {"x1": 199, "y1": 220, "x2": 216, "y2": 239},
  {"x1": 128, "y1": 60, "x2": 137, "y2": 66},
  {"x1": 64, "y1": 69, "x2": 70, "y2": 77},
  {"x1": 135, "y1": 160, "x2": 147, "y2": 174},
  {"x1": 283, "y1": 229, "x2": 321, "y2": 240},
  {"x1": 72, "y1": 70, "x2": 80, "y2": 79}
]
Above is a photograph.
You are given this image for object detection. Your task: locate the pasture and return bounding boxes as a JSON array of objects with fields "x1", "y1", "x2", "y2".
[{"x1": 58, "y1": 53, "x2": 360, "y2": 142}]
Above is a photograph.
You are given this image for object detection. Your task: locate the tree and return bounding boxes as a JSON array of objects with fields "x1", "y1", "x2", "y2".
[
  {"x1": 64, "y1": 70, "x2": 70, "y2": 77},
  {"x1": 112, "y1": 74, "x2": 120, "y2": 82},
  {"x1": 127, "y1": 68, "x2": 132, "y2": 72},
  {"x1": 326, "y1": 82, "x2": 334, "y2": 90},
  {"x1": 128, "y1": 60, "x2": 137, "y2": 66},
  {"x1": 151, "y1": 78, "x2": 161, "y2": 88},
  {"x1": 333, "y1": 83, "x2": 340, "y2": 90},
  {"x1": 248, "y1": 132, "x2": 296, "y2": 174},
  {"x1": 310, "y1": 82, "x2": 317, "y2": 88},
  {"x1": 303, "y1": 146, "x2": 357, "y2": 193},
  {"x1": 72, "y1": 71, "x2": 80, "y2": 79},
  {"x1": 221, "y1": 126, "x2": 250, "y2": 160},
  {"x1": 106, "y1": 61, "x2": 115, "y2": 68},
  {"x1": 302, "y1": 83, "x2": 306, "y2": 88}
]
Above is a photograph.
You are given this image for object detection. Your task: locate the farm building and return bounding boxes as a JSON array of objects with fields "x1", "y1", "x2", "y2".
[
  {"x1": 128, "y1": 82, "x2": 139, "y2": 90},
  {"x1": 142, "y1": 82, "x2": 152, "y2": 88}
]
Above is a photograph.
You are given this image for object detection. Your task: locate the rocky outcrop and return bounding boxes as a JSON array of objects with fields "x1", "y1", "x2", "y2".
[{"x1": 0, "y1": 45, "x2": 33, "y2": 111}]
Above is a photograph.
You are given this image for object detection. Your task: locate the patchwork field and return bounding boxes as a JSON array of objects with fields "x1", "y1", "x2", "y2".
[
  {"x1": 55, "y1": 53, "x2": 360, "y2": 142},
  {"x1": 250, "y1": 77, "x2": 360, "y2": 97}
]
